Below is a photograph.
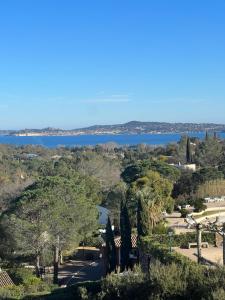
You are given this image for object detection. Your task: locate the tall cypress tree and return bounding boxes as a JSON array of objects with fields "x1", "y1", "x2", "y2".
[
  {"x1": 105, "y1": 217, "x2": 117, "y2": 273},
  {"x1": 120, "y1": 201, "x2": 132, "y2": 272},
  {"x1": 137, "y1": 195, "x2": 149, "y2": 237},
  {"x1": 186, "y1": 137, "x2": 192, "y2": 163}
]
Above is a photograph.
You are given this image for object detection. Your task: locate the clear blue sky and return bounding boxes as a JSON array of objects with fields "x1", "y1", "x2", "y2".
[{"x1": 0, "y1": 0, "x2": 225, "y2": 129}]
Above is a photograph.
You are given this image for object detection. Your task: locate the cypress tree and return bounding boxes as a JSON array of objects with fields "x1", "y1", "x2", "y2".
[
  {"x1": 137, "y1": 196, "x2": 147, "y2": 237},
  {"x1": 205, "y1": 131, "x2": 209, "y2": 141},
  {"x1": 186, "y1": 137, "x2": 192, "y2": 163},
  {"x1": 105, "y1": 216, "x2": 117, "y2": 273},
  {"x1": 120, "y1": 201, "x2": 132, "y2": 272}
]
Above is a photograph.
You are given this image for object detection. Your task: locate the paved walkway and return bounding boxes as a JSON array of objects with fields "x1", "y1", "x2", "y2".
[{"x1": 59, "y1": 259, "x2": 104, "y2": 286}]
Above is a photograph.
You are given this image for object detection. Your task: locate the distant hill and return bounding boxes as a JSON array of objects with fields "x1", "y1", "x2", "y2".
[{"x1": 6, "y1": 121, "x2": 225, "y2": 136}]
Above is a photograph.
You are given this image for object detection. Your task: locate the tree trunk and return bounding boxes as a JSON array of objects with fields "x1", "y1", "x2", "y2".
[
  {"x1": 59, "y1": 250, "x2": 63, "y2": 265},
  {"x1": 222, "y1": 224, "x2": 225, "y2": 266},
  {"x1": 196, "y1": 224, "x2": 202, "y2": 264},
  {"x1": 35, "y1": 254, "x2": 40, "y2": 277},
  {"x1": 53, "y1": 236, "x2": 60, "y2": 284}
]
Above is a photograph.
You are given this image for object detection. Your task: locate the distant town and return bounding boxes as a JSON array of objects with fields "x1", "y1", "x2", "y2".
[{"x1": 2, "y1": 121, "x2": 225, "y2": 136}]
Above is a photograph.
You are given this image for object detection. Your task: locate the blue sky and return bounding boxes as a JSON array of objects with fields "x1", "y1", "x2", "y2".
[{"x1": 0, "y1": 0, "x2": 225, "y2": 129}]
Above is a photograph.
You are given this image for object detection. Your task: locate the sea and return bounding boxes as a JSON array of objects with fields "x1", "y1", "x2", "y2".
[{"x1": 0, "y1": 132, "x2": 225, "y2": 148}]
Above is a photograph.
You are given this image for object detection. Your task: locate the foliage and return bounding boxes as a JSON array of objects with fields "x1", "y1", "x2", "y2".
[
  {"x1": 0, "y1": 268, "x2": 54, "y2": 299},
  {"x1": 121, "y1": 159, "x2": 181, "y2": 184},
  {"x1": 0, "y1": 174, "x2": 98, "y2": 280},
  {"x1": 195, "y1": 136, "x2": 223, "y2": 167},
  {"x1": 196, "y1": 179, "x2": 225, "y2": 198},
  {"x1": 105, "y1": 217, "x2": 117, "y2": 273},
  {"x1": 186, "y1": 137, "x2": 192, "y2": 163},
  {"x1": 193, "y1": 198, "x2": 207, "y2": 212},
  {"x1": 0, "y1": 285, "x2": 24, "y2": 299},
  {"x1": 152, "y1": 221, "x2": 169, "y2": 234},
  {"x1": 41, "y1": 262, "x2": 225, "y2": 300},
  {"x1": 120, "y1": 202, "x2": 132, "y2": 271},
  {"x1": 192, "y1": 167, "x2": 224, "y2": 185},
  {"x1": 133, "y1": 171, "x2": 174, "y2": 235},
  {"x1": 141, "y1": 232, "x2": 215, "y2": 248},
  {"x1": 180, "y1": 208, "x2": 189, "y2": 218},
  {"x1": 173, "y1": 167, "x2": 225, "y2": 200},
  {"x1": 103, "y1": 182, "x2": 127, "y2": 229}
]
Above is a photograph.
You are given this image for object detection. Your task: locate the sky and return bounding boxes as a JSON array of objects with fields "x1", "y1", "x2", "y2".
[{"x1": 0, "y1": 0, "x2": 225, "y2": 129}]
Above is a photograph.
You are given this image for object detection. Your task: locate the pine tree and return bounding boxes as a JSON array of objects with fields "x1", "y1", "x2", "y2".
[
  {"x1": 186, "y1": 137, "x2": 192, "y2": 163},
  {"x1": 105, "y1": 217, "x2": 117, "y2": 273},
  {"x1": 120, "y1": 201, "x2": 132, "y2": 272}
]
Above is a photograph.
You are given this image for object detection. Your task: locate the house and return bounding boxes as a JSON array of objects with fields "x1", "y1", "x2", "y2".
[
  {"x1": 169, "y1": 163, "x2": 196, "y2": 172},
  {"x1": 101, "y1": 234, "x2": 138, "y2": 275},
  {"x1": 97, "y1": 205, "x2": 110, "y2": 226}
]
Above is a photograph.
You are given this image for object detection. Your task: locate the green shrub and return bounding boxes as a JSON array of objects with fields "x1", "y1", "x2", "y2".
[
  {"x1": 7, "y1": 267, "x2": 53, "y2": 297},
  {"x1": 180, "y1": 208, "x2": 189, "y2": 218},
  {"x1": 8, "y1": 267, "x2": 36, "y2": 285},
  {"x1": 0, "y1": 285, "x2": 24, "y2": 299},
  {"x1": 152, "y1": 222, "x2": 169, "y2": 234},
  {"x1": 140, "y1": 236, "x2": 199, "y2": 267},
  {"x1": 98, "y1": 266, "x2": 148, "y2": 300},
  {"x1": 141, "y1": 232, "x2": 215, "y2": 249},
  {"x1": 193, "y1": 199, "x2": 207, "y2": 212}
]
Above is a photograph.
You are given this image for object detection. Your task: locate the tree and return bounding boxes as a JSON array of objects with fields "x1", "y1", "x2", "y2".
[
  {"x1": 186, "y1": 137, "x2": 192, "y2": 163},
  {"x1": 137, "y1": 196, "x2": 148, "y2": 237},
  {"x1": 195, "y1": 136, "x2": 223, "y2": 167},
  {"x1": 121, "y1": 159, "x2": 180, "y2": 184},
  {"x1": 120, "y1": 201, "x2": 132, "y2": 272},
  {"x1": 105, "y1": 217, "x2": 116, "y2": 273},
  {"x1": 103, "y1": 182, "x2": 127, "y2": 229},
  {"x1": 192, "y1": 167, "x2": 224, "y2": 185},
  {"x1": 134, "y1": 171, "x2": 173, "y2": 235},
  {"x1": 196, "y1": 179, "x2": 225, "y2": 199},
  {"x1": 193, "y1": 199, "x2": 207, "y2": 212},
  {"x1": 0, "y1": 174, "x2": 98, "y2": 282}
]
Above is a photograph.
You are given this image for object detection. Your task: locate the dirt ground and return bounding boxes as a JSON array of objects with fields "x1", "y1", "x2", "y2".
[
  {"x1": 166, "y1": 212, "x2": 195, "y2": 234},
  {"x1": 174, "y1": 246, "x2": 223, "y2": 265}
]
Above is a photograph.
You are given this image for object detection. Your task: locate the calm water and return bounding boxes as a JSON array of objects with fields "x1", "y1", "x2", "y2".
[{"x1": 0, "y1": 132, "x2": 224, "y2": 148}]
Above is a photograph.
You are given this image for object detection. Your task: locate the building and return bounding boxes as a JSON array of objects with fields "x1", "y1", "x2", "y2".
[
  {"x1": 101, "y1": 234, "x2": 138, "y2": 275},
  {"x1": 97, "y1": 205, "x2": 110, "y2": 226}
]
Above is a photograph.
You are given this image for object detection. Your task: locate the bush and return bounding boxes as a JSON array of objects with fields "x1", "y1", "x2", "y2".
[
  {"x1": 98, "y1": 266, "x2": 147, "y2": 300},
  {"x1": 34, "y1": 262, "x2": 225, "y2": 300},
  {"x1": 180, "y1": 208, "x2": 189, "y2": 218},
  {"x1": 193, "y1": 199, "x2": 207, "y2": 212},
  {"x1": 0, "y1": 285, "x2": 24, "y2": 299},
  {"x1": 152, "y1": 222, "x2": 170, "y2": 234},
  {"x1": 141, "y1": 232, "x2": 215, "y2": 249},
  {"x1": 7, "y1": 267, "x2": 54, "y2": 297},
  {"x1": 8, "y1": 267, "x2": 36, "y2": 285}
]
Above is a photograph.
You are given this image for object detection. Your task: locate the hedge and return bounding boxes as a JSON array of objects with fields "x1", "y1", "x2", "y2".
[
  {"x1": 144, "y1": 232, "x2": 215, "y2": 248},
  {"x1": 140, "y1": 235, "x2": 204, "y2": 268}
]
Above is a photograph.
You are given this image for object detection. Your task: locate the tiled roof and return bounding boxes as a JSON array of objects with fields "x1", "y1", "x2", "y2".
[
  {"x1": 114, "y1": 235, "x2": 137, "y2": 248},
  {"x1": 101, "y1": 235, "x2": 138, "y2": 248},
  {"x1": 0, "y1": 271, "x2": 14, "y2": 287}
]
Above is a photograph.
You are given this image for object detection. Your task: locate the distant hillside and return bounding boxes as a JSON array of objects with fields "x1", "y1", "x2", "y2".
[{"x1": 6, "y1": 121, "x2": 225, "y2": 136}]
